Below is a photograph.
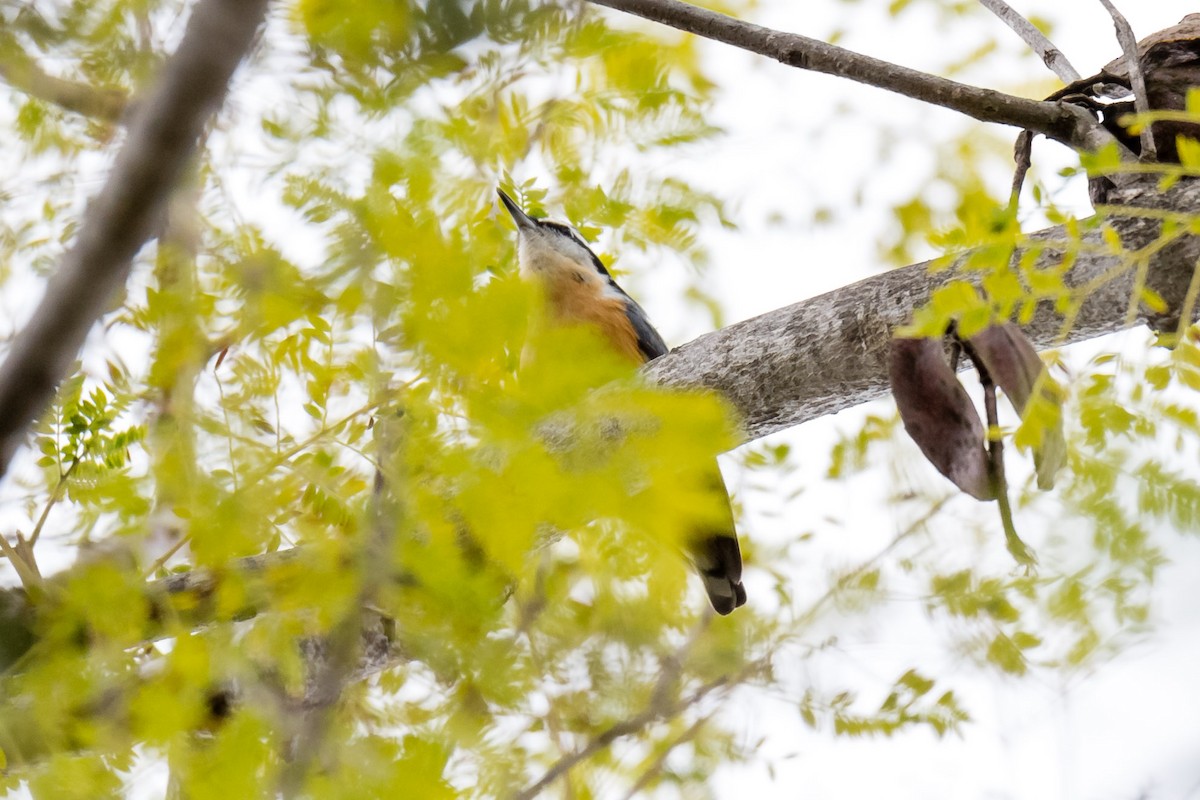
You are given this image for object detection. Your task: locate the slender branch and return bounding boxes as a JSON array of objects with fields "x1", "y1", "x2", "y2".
[
  {"x1": 987, "y1": 384, "x2": 1032, "y2": 565},
  {"x1": 619, "y1": 714, "x2": 710, "y2": 800},
  {"x1": 1097, "y1": 0, "x2": 1155, "y2": 159},
  {"x1": 512, "y1": 618, "x2": 722, "y2": 799},
  {"x1": 586, "y1": 0, "x2": 1115, "y2": 153},
  {"x1": 513, "y1": 675, "x2": 729, "y2": 800},
  {"x1": 795, "y1": 495, "x2": 952, "y2": 632},
  {"x1": 142, "y1": 529, "x2": 192, "y2": 578},
  {"x1": 29, "y1": 457, "x2": 79, "y2": 547},
  {"x1": 962, "y1": 344, "x2": 1035, "y2": 566},
  {"x1": 0, "y1": 0, "x2": 269, "y2": 482},
  {"x1": 978, "y1": 0, "x2": 1082, "y2": 83},
  {"x1": 0, "y1": 35, "x2": 129, "y2": 123},
  {"x1": 1173, "y1": 256, "x2": 1200, "y2": 346},
  {"x1": 1009, "y1": 129, "x2": 1035, "y2": 210}
]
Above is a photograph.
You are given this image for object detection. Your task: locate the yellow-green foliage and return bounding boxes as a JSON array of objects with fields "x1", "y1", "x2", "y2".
[
  {"x1": 0, "y1": 2, "x2": 791, "y2": 796},
  {"x1": 4, "y1": 1, "x2": 1200, "y2": 797}
]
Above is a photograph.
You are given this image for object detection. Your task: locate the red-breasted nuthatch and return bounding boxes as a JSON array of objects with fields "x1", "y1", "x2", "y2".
[{"x1": 498, "y1": 188, "x2": 747, "y2": 615}]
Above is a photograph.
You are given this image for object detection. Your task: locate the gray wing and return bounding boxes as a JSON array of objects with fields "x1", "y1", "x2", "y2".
[{"x1": 622, "y1": 296, "x2": 669, "y2": 363}]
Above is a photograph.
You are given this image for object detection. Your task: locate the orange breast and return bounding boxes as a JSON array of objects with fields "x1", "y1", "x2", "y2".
[{"x1": 546, "y1": 277, "x2": 645, "y2": 365}]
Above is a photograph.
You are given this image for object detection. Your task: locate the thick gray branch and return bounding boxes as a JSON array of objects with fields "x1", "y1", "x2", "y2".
[
  {"x1": 587, "y1": 0, "x2": 1115, "y2": 153},
  {"x1": 0, "y1": 0, "x2": 269, "y2": 479},
  {"x1": 647, "y1": 175, "x2": 1200, "y2": 441}
]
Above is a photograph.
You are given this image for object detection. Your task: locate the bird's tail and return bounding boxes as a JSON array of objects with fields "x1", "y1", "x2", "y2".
[{"x1": 694, "y1": 532, "x2": 746, "y2": 616}]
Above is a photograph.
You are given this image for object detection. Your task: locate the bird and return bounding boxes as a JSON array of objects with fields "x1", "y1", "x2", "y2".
[{"x1": 497, "y1": 188, "x2": 747, "y2": 615}]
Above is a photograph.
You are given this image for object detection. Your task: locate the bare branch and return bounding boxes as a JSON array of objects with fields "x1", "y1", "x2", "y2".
[
  {"x1": 0, "y1": 34, "x2": 129, "y2": 122},
  {"x1": 978, "y1": 0, "x2": 1082, "y2": 83},
  {"x1": 514, "y1": 674, "x2": 728, "y2": 800},
  {"x1": 619, "y1": 715, "x2": 709, "y2": 800},
  {"x1": 587, "y1": 0, "x2": 1115, "y2": 153},
  {"x1": 1097, "y1": 0, "x2": 1155, "y2": 159},
  {"x1": 0, "y1": 0, "x2": 269, "y2": 481}
]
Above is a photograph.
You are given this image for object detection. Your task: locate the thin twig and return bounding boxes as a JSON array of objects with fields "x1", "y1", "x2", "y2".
[
  {"x1": 796, "y1": 494, "x2": 952, "y2": 630},
  {"x1": 1009, "y1": 129, "x2": 1035, "y2": 212},
  {"x1": 525, "y1": 626, "x2": 584, "y2": 799},
  {"x1": 0, "y1": 0, "x2": 269, "y2": 481},
  {"x1": 1098, "y1": 0, "x2": 1155, "y2": 160},
  {"x1": 978, "y1": 0, "x2": 1082, "y2": 82},
  {"x1": 513, "y1": 675, "x2": 730, "y2": 800},
  {"x1": 28, "y1": 457, "x2": 79, "y2": 546},
  {"x1": 586, "y1": 0, "x2": 1115, "y2": 154},
  {"x1": 984, "y1": 381, "x2": 1033, "y2": 566},
  {"x1": 514, "y1": 618, "x2": 714, "y2": 800},
  {"x1": 1173, "y1": 256, "x2": 1200, "y2": 346},
  {"x1": 962, "y1": 346, "x2": 1036, "y2": 567},
  {"x1": 1125, "y1": 255, "x2": 1153, "y2": 328},
  {"x1": 619, "y1": 714, "x2": 711, "y2": 800},
  {"x1": 142, "y1": 528, "x2": 192, "y2": 578}
]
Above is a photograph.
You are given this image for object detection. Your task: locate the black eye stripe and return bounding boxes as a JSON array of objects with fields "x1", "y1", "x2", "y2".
[
  {"x1": 541, "y1": 221, "x2": 588, "y2": 248},
  {"x1": 538, "y1": 219, "x2": 613, "y2": 278}
]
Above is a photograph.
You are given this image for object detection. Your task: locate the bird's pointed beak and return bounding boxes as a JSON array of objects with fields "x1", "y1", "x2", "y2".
[{"x1": 497, "y1": 189, "x2": 537, "y2": 232}]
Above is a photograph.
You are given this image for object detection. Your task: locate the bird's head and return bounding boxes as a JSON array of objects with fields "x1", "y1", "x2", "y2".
[{"x1": 497, "y1": 189, "x2": 613, "y2": 286}]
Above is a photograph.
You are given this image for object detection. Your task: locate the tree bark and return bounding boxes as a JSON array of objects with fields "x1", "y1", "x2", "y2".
[{"x1": 647, "y1": 176, "x2": 1200, "y2": 441}]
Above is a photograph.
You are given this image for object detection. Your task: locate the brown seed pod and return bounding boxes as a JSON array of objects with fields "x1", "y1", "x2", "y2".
[
  {"x1": 968, "y1": 324, "x2": 1066, "y2": 490},
  {"x1": 889, "y1": 336, "x2": 993, "y2": 501}
]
